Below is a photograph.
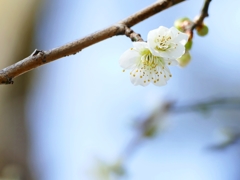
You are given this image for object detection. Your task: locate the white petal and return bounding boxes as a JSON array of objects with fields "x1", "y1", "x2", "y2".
[
  {"x1": 133, "y1": 41, "x2": 148, "y2": 51},
  {"x1": 162, "y1": 66, "x2": 171, "y2": 81},
  {"x1": 148, "y1": 47, "x2": 163, "y2": 57},
  {"x1": 155, "y1": 77, "x2": 167, "y2": 86},
  {"x1": 147, "y1": 29, "x2": 158, "y2": 40},
  {"x1": 141, "y1": 70, "x2": 151, "y2": 86},
  {"x1": 154, "y1": 69, "x2": 167, "y2": 86},
  {"x1": 147, "y1": 29, "x2": 158, "y2": 54},
  {"x1": 147, "y1": 29, "x2": 158, "y2": 48},
  {"x1": 170, "y1": 27, "x2": 189, "y2": 45},
  {"x1": 170, "y1": 44, "x2": 185, "y2": 59},
  {"x1": 165, "y1": 59, "x2": 179, "y2": 66},
  {"x1": 169, "y1": 26, "x2": 179, "y2": 36},
  {"x1": 157, "y1": 26, "x2": 169, "y2": 35},
  {"x1": 119, "y1": 48, "x2": 138, "y2": 69},
  {"x1": 175, "y1": 33, "x2": 189, "y2": 45},
  {"x1": 130, "y1": 68, "x2": 148, "y2": 86},
  {"x1": 153, "y1": 50, "x2": 171, "y2": 58},
  {"x1": 142, "y1": 75, "x2": 150, "y2": 86}
]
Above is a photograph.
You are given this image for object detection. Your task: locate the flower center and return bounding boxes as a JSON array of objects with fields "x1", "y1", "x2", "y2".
[
  {"x1": 154, "y1": 35, "x2": 172, "y2": 51},
  {"x1": 139, "y1": 49, "x2": 164, "y2": 69},
  {"x1": 128, "y1": 47, "x2": 172, "y2": 85}
]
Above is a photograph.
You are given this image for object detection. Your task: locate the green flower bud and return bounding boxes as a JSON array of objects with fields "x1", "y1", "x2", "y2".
[
  {"x1": 177, "y1": 51, "x2": 191, "y2": 67},
  {"x1": 144, "y1": 125, "x2": 158, "y2": 138},
  {"x1": 185, "y1": 40, "x2": 193, "y2": 50},
  {"x1": 174, "y1": 17, "x2": 190, "y2": 31},
  {"x1": 196, "y1": 24, "x2": 209, "y2": 36},
  {"x1": 110, "y1": 161, "x2": 125, "y2": 176}
]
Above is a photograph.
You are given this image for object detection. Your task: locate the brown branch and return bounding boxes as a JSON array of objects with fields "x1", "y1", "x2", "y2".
[
  {"x1": 190, "y1": 0, "x2": 212, "y2": 32},
  {"x1": 0, "y1": 0, "x2": 185, "y2": 85},
  {"x1": 124, "y1": 27, "x2": 144, "y2": 42}
]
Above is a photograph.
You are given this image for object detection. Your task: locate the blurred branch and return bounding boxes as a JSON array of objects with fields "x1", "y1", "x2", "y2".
[
  {"x1": 171, "y1": 97, "x2": 240, "y2": 113},
  {"x1": 121, "y1": 96, "x2": 240, "y2": 160},
  {"x1": 209, "y1": 133, "x2": 240, "y2": 150},
  {"x1": 0, "y1": 0, "x2": 185, "y2": 85},
  {"x1": 98, "y1": 97, "x2": 240, "y2": 179},
  {"x1": 122, "y1": 102, "x2": 171, "y2": 160},
  {"x1": 93, "y1": 102, "x2": 172, "y2": 179},
  {"x1": 130, "y1": 96, "x2": 240, "y2": 153}
]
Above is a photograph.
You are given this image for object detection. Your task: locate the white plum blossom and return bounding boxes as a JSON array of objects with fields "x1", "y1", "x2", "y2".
[
  {"x1": 119, "y1": 26, "x2": 189, "y2": 86},
  {"x1": 119, "y1": 42, "x2": 178, "y2": 86},
  {"x1": 147, "y1": 26, "x2": 188, "y2": 59}
]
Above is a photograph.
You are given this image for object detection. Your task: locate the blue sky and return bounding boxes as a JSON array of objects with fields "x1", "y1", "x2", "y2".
[{"x1": 27, "y1": 1, "x2": 240, "y2": 180}]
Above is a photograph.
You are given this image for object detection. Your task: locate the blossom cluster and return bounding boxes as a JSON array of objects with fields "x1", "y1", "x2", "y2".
[{"x1": 119, "y1": 26, "x2": 188, "y2": 86}]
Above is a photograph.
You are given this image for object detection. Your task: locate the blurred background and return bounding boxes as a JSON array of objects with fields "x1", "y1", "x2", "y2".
[{"x1": 0, "y1": 0, "x2": 240, "y2": 180}]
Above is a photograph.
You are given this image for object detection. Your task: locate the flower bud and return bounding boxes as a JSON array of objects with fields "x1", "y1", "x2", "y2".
[
  {"x1": 185, "y1": 40, "x2": 193, "y2": 50},
  {"x1": 144, "y1": 126, "x2": 158, "y2": 138},
  {"x1": 174, "y1": 17, "x2": 190, "y2": 32},
  {"x1": 177, "y1": 51, "x2": 191, "y2": 67},
  {"x1": 110, "y1": 160, "x2": 125, "y2": 176},
  {"x1": 196, "y1": 24, "x2": 209, "y2": 36}
]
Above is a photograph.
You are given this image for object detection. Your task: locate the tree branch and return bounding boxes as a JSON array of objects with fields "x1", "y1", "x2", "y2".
[
  {"x1": 190, "y1": 0, "x2": 212, "y2": 32},
  {"x1": 101, "y1": 96, "x2": 240, "y2": 178},
  {"x1": 120, "y1": 96, "x2": 240, "y2": 168},
  {"x1": 195, "y1": 0, "x2": 212, "y2": 25},
  {"x1": 0, "y1": 0, "x2": 185, "y2": 85},
  {"x1": 171, "y1": 97, "x2": 240, "y2": 113}
]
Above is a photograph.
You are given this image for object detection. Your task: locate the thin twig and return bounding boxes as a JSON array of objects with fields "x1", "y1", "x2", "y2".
[
  {"x1": 0, "y1": 0, "x2": 185, "y2": 85},
  {"x1": 190, "y1": 0, "x2": 212, "y2": 32}
]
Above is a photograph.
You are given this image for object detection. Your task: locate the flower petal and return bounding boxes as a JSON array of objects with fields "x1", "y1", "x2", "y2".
[
  {"x1": 133, "y1": 41, "x2": 149, "y2": 51},
  {"x1": 157, "y1": 26, "x2": 169, "y2": 35},
  {"x1": 130, "y1": 68, "x2": 149, "y2": 86},
  {"x1": 155, "y1": 77, "x2": 167, "y2": 86},
  {"x1": 162, "y1": 66, "x2": 171, "y2": 81},
  {"x1": 170, "y1": 27, "x2": 189, "y2": 45},
  {"x1": 147, "y1": 29, "x2": 159, "y2": 55},
  {"x1": 165, "y1": 59, "x2": 179, "y2": 66},
  {"x1": 119, "y1": 48, "x2": 139, "y2": 69},
  {"x1": 170, "y1": 44, "x2": 185, "y2": 59},
  {"x1": 153, "y1": 69, "x2": 167, "y2": 86}
]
